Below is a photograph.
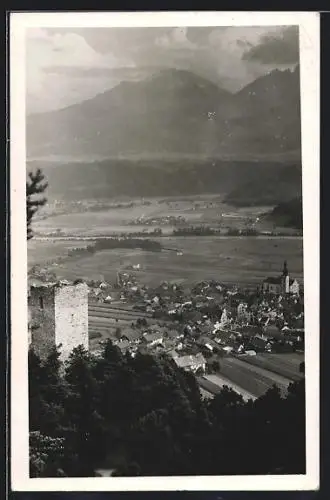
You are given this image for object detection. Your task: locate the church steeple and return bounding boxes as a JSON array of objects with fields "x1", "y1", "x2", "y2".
[{"x1": 282, "y1": 260, "x2": 288, "y2": 277}]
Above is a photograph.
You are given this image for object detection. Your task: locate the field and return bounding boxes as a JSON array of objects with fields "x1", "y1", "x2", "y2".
[
  {"x1": 28, "y1": 239, "x2": 92, "y2": 267},
  {"x1": 198, "y1": 352, "x2": 304, "y2": 400},
  {"x1": 29, "y1": 194, "x2": 303, "y2": 286},
  {"x1": 201, "y1": 374, "x2": 257, "y2": 402},
  {"x1": 217, "y1": 356, "x2": 294, "y2": 398},
  {"x1": 34, "y1": 198, "x2": 220, "y2": 237},
  {"x1": 238, "y1": 352, "x2": 304, "y2": 382},
  {"x1": 88, "y1": 301, "x2": 157, "y2": 350},
  {"x1": 28, "y1": 236, "x2": 303, "y2": 287},
  {"x1": 34, "y1": 195, "x2": 284, "y2": 237}
]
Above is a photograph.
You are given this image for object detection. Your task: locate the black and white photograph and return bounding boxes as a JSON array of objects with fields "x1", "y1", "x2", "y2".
[{"x1": 10, "y1": 11, "x2": 319, "y2": 491}]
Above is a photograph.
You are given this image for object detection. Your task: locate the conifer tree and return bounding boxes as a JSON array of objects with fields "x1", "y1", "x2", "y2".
[
  {"x1": 26, "y1": 169, "x2": 48, "y2": 240},
  {"x1": 63, "y1": 345, "x2": 104, "y2": 476}
]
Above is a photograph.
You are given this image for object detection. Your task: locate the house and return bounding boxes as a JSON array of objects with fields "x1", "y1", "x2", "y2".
[
  {"x1": 239, "y1": 325, "x2": 261, "y2": 338},
  {"x1": 262, "y1": 276, "x2": 283, "y2": 294},
  {"x1": 143, "y1": 332, "x2": 164, "y2": 347},
  {"x1": 174, "y1": 353, "x2": 206, "y2": 374},
  {"x1": 166, "y1": 349, "x2": 180, "y2": 359},
  {"x1": 117, "y1": 340, "x2": 130, "y2": 353},
  {"x1": 223, "y1": 338, "x2": 242, "y2": 353},
  {"x1": 289, "y1": 279, "x2": 300, "y2": 295},
  {"x1": 237, "y1": 302, "x2": 249, "y2": 321},
  {"x1": 121, "y1": 330, "x2": 142, "y2": 344},
  {"x1": 250, "y1": 335, "x2": 268, "y2": 352},
  {"x1": 220, "y1": 308, "x2": 229, "y2": 326},
  {"x1": 245, "y1": 349, "x2": 257, "y2": 356},
  {"x1": 197, "y1": 336, "x2": 220, "y2": 353},
  {"x1": 214, "y1": 329, "x2": 236, "y2": 346},
  {"x1": 166, "y1": 329, "x2": 184, "y2": 341},
  {"x1": 263, "y1": 324, "x2": 282, "y2": 339}
]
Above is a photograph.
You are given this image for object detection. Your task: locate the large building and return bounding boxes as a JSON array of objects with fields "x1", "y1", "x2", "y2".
[
  {"x1": 262, "y1": 261, "x2": 300, "y2": 296},
  {"x1": 28, "y1": 280, "x2": 89, "y2": 361}
]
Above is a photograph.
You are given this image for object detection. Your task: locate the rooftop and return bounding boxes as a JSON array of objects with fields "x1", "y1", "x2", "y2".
[
  {"x1": 263, "y1": 277, "x2": 282, "y2": 285},
  {"x1": 175, "y1": 353, "x2": 206, "y2": 369},
  {"x1": 144, "y1": 332, "x2": 163, "y2": 342}
]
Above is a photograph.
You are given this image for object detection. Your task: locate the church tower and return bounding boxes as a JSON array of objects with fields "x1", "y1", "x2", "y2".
[{"x1": 282, "y1": 261, "x2": 290, "y2": 294}]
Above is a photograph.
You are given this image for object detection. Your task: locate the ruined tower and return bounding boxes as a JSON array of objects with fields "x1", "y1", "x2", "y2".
[{"x1": 28, "y1": 280, "x2": 89, "y2": 361}]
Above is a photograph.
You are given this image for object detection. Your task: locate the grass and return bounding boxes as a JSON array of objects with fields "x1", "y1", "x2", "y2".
[
  {"x1": 28, "y1": 239, "x2": 92, "y2": 268},
  {"x1": 29, "y1": 236, "x2": 303, "y2": 287},
  {"x1": 203, "y1": 374, "x2": 257, "y2": 401},
  {"x1": 238, "y1": 353, "x2": 304, "y2": 382},
  {"x1": 29, "y1": 196, "x2": 303, "y2": 285},
  {"x1": 34, "y1": 200, "x2": 208, "y2": 237},
  {"x1": 34, "y1": 195, "x2": 280, "y2": 237},
  {"x1": 218, "y1": 357, "x2": 291, "y2": 398}
]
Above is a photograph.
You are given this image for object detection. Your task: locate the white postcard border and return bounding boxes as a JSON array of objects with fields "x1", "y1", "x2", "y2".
[{"x1": 10, "y1": 10, "x2": 320, "y2": 491}]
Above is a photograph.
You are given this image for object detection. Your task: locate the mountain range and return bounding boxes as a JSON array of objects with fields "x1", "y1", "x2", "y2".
[
  {"x1": 26, "y1": 66, "x2": 302, "y2": 207},
  {"x1": 26, "y1": 66, "x2": 301, "y2": 161}
]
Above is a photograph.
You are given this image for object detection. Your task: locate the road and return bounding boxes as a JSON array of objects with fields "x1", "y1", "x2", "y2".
[
  {"x1": 33, "y1": 235, "x2": 302, "y2": 242},
  {"x1": 200, "y1": 374, "x2": 257, "y2": 402}
]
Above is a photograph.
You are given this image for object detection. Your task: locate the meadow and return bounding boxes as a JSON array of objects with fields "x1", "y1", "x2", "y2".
[
  {"x1": 33, "y1": 195, "x2": 278, "y2": 237},
  {"x1": 28, "y1": 194, "x2": 303, "y2": 286},
  {"x1": 28, "y1": 235, "x2": 303, "y2": 287},
  {"x1": 28, "y1": 239, "x2": 92, "y2": 267},
  {"x1": 239, "y1": 352, "x2": 304, "y2": 382},
  {"x1": 216, "y1": 357, "x2": 292, "y2": 398},
  {"x1": 34, "y1": 199, "x2": 208, "y2": 236}
]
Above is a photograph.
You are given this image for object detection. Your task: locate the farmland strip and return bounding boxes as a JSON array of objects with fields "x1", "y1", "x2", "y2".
[
  {"x1": 237, "y1": 354, "x2": 303, "y2": 382},
  {"x1": 218, "y1": 358, "x2": 288, "y2": 397}
]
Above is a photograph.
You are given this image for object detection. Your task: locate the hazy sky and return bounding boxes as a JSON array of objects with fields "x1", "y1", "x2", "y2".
[{"x1": 26, "y1": 25, "x2": 299, "y2": 114}]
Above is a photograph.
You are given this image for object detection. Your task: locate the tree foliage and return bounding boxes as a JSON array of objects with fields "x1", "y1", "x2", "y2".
[
  {"x1": 29, "y1": 342, "x2": 306, "y2": 477},
  {"x1": 26, "y1": 169, "x2": 48, "y2": 240}
]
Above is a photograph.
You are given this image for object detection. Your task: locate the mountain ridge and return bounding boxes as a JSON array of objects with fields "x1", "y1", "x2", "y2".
[{"x1": 26, "y1": 66, "x2": 301, "y2": 161}]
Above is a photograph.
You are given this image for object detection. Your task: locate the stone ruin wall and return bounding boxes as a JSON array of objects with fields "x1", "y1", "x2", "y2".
[{"x1": 54, "y1": 283, "x2": 89, "y2": 361}]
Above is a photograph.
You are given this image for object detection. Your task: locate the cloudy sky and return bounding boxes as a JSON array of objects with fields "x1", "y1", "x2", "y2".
[{"x1": 26, "y1": 25, "x2": 299, "y2": 114}]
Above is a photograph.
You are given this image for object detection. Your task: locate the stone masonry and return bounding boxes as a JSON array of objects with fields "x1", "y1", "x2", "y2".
[{"x1": 28, "y1": 281, "x2": 89, "y2": 361}]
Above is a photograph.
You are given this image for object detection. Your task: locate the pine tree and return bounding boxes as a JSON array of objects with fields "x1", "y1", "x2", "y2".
[
  {"x1": 28, "y1": 348, "x2": 68, "y2": 476},
  {"x1": 28, "y1": 347, "x2": 66, "y2": 436},
  {"x1": 63, "y1": 345, "x2": 104, "y2": 476},
  {"x1": 26, "y1": 169, "x2": 48, "y2": 240}
]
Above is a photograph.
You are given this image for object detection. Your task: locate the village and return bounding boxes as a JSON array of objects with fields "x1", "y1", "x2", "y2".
[{"x1": 28, "y1": 260, "x2": 305, "y2": 402}]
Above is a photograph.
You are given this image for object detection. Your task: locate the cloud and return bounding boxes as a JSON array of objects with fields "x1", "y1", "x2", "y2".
[
  {"x1": 242, "y1": 26, "x2": 299, "y2": 64},
  {"x1": 42, "y1": 65, "x2": 148, "y2": 78},
  {"x1": 26, "y1": 25, "x2": 300, "y2": 113},
  {"x1": 26, "y1": 28, "x2": 134, "y2": 70},
  {"x1": 155, "y1": 27, "x2": 196, "y2": 50},
  {"x1": 26, "y1": 28, "x2": 135, "y2": 112}
]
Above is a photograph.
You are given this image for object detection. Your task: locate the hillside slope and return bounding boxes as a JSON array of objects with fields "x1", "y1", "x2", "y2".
[
  {"x1": 265, "y1": 197, "x2": 303, "y2": 229},
  {"x1": 27, "y1": 158, "x2": 301, "y2": 203},
  {"x1": 26, "y1": 67, "x2": 301, "y2": 161}
]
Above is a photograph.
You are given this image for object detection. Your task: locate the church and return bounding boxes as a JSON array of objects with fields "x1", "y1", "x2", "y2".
[{"x1": 262, "y1": 261, "x2": 300, "y2": 295}]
